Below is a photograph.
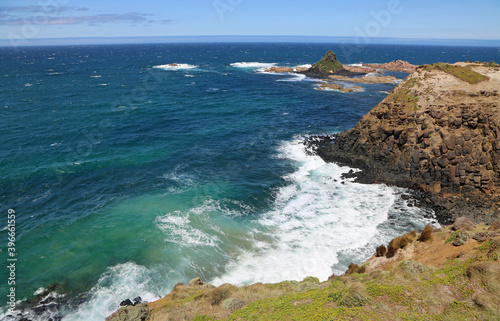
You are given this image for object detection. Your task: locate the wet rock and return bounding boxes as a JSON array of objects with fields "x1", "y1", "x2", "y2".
[{"x1": 119, "y1": 299, "x2": 133, "y2": 307}]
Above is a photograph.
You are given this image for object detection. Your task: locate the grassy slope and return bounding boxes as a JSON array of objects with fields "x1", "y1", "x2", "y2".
[{"x1": 118, "y1": 225, "x2": 500, "y2": 321}]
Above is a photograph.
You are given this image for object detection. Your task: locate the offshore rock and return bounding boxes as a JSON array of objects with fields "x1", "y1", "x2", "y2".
[
  {"x1": 310, "y1": 62, "x2": 500, "y2": 224},
  {"x1": 344, "y1": 65, "x2": 377, "y2": 73},
  {"x1": 299, "y1": 50, "x2": 365, "y2": 78},
  {"x1": 364, "y1": 60, "x2": 419, "y2": 73},
  {"x1": 263, "y1": 66, "x2": 294, "y2": 73}
]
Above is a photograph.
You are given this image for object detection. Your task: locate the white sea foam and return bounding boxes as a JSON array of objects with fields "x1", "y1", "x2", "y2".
[
  {"x1": 90, "y1": 75, "x2": 102, "y2": 78},
  {"x1": 211, "y1": 137, "x2": 435, "y2": 286},
  {"x1": 277, "y1": 73, "x2": 307, "y2": 82},
  {"x1": 155, "y1": 211, "x2": 219, "y2": 246},
  {"x1": 230, "y1": 62, "x2": 277, "y2": 69},
  {"x1": 34, "y1": 287, "x2": 45, "y2": 295},
  {"x1": 153, "y1": 63, "x2": 198, "y2": 71},
  {"x1": 64, "y1": 263, "x2": 162, "y2": 321},
  {"x1": 295, "y1": 64, "x2": 312, "y2": 70}
]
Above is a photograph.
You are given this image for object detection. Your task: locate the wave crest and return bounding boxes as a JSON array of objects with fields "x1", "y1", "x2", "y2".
[{"x1": 153, "y1": 63, "x2": 198, "y2": 71}]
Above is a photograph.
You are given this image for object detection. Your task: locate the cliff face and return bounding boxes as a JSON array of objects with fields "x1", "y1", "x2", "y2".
[{"x1": 314, "y1": 62, "x2": 500, "y2": 223}]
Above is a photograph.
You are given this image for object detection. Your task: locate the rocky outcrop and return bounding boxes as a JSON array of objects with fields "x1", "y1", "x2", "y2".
[
  {"x1": 329, "y1": 74, "x2": 399, "y2": 84},
  {"x1": 105, "y1": 303, "x2": 150, "y2": 321},
  {"x1": 310, "y1": 62, "x2": 500, "y2": 223},
  {"x1": 344, "y1": 65, "x2": 377, "y2": 73},
  {"x1": 295, "y1": 66, "x2": 310, "y2": 72},
  {"x1": 316, "y1": 82, "x2": 362, "y2": 93},
  {"x1": 299, "y1": 50, "x2": 365, "y2": 78},
  {"x1": 264, "y1": 66, "x2": 294, "y2": 73},
  {"x1": 364, "y1": 60, "x2": 419, "y2": 73}
]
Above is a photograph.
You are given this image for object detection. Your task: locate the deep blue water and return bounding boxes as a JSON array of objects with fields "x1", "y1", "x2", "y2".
[{"x1": 0, "y1": 43, "x2": 498, "y2": 320}]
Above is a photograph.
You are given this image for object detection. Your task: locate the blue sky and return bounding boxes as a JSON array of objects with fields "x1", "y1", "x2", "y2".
[{"x1": 1, "y1": 0, "x2": 499, "y2": 45}]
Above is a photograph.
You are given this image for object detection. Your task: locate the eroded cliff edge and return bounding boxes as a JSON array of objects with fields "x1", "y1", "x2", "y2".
[{"x1": 309, "y1": 62, "x2": 500, "y2": 223}]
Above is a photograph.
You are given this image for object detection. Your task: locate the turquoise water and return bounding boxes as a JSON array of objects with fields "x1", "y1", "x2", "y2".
[{"x1": 0, "y1": 43, "x2": 498, "y2": 320}]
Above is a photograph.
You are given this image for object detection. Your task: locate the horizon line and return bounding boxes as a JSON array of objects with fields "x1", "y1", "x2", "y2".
[{"x1": 1, "y1": 35, "x2": 499, "y2": 48}]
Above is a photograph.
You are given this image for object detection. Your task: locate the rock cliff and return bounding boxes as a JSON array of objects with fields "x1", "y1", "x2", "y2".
[{"x1": 310, "y1": 62, "x2": 500, "y2": 223}]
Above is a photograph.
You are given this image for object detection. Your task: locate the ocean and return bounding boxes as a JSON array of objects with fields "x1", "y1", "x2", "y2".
[{"x1": 0, "y1": 43, "x2": 498, "y2": 320}]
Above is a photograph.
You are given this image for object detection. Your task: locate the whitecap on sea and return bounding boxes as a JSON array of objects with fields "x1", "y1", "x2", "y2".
[
  {"x1": 153, "y1": 64, "x2": 198, "y2": 71},
  {"x1": 276, "y1": 73, "x2": 307, "y2": 82},
  {"x1": 230, "y1": 62, "x2": 277, "y2": 69}
]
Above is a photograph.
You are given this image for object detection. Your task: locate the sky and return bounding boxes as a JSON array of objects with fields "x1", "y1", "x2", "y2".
[{"x1": 0, "y1": 0, "x2": 499, "y2": 46}]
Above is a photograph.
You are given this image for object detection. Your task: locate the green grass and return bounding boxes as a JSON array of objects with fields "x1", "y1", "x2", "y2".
[
  {"x1": 311, "y1": 50, "x2": 344, "y2": 74},
  {"x1": 386, "y1": 77, "x2": 419, "y2": 112},
  {"x1": 423, "y1": 63, "x2": 489, "y2": 84},
  {"x1": 484, "y1": 61, "x2": 499, "y2": 67},
  {"x1": 141, "y1": 227, "x2": 500, "y2": 321}
]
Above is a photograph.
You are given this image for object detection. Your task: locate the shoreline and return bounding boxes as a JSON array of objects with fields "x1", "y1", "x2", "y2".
[
  {"x1": 107, "y1": 220, "x2": 500, "y2": 320},
  {"x1": 303, "y1": 135, "x2": 455, "y2": 226}
]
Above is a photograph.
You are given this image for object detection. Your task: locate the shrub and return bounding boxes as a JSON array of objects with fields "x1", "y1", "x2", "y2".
[
  {"x1": 418, "y1": 224, "x2": 433, "y2": 242},
  {"x1": 376, "y1": 244, "x2": 387, "y2": 257},
  {"x1": 387, "y1": 231, "x2": 417, "y2": 257},
  {"x1": 344, "y1": 263, "x2": 366, "y2": 275}
]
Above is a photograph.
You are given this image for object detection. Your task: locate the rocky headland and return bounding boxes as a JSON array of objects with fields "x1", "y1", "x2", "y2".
[{"x1": 307, "y1": 61, "x2": 500, "y2": 224}]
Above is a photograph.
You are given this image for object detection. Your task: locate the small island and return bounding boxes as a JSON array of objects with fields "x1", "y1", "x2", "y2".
[{"x1": 265, "y1": 50, "x2": 416, "y2": 92}]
